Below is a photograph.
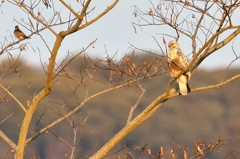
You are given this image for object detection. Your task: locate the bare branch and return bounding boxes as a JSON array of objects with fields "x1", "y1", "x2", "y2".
[
  {"x1": 126, "y1": 81, "x2": 146, "y2": 125},
  {"x1": 0, "y1": 130, "x2": 17, "y2": 150},
  {"x1": 78, "y1": 0, "x2": 119, "y2": 30},
  {"x1": 12, "y1": 0, "x2": 58, "y2": 36},
  {"x1": 0, "y1": 84, "x2": 26, "y2": 112},
  {"x1": 59, "y1": 0, "x2": 80, "y2": 18},
  {"x1": 25, "y1": 76, "x2": 143, "y2": 145},
  {"x1": 90, "y1": 70, "x2": 240, "y2": 159}
]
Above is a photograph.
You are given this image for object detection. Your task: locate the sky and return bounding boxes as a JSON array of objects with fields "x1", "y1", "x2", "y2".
[{"x1": 0, "y1": 0, "x2": 240, "y2": 70}]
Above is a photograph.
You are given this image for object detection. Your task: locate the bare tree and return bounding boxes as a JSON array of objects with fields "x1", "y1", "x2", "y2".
[
  {"x1": 0, "y1": 0, "x2": 239, "y2": 159},
  {"x1": 0, "y1": 0, "x2": 121, "y2": 158},
  {"x1": 91, "y1": 0, "x2": 240, "y2": 158}
]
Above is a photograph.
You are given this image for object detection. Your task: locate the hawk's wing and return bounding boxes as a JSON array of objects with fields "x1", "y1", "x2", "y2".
[
  {"x1": 168, "y1": 60, "x2": 180, "y2": 77},
  {"x1": 176, "y1": 50, "x2": 189, "y2": 70},
  {"x1": 168, "y1": 49, "x2": 189, "y2": 78}
]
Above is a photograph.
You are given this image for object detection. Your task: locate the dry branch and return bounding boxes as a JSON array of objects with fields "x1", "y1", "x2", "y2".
[
  {"x1": 0, "y1": 130, "x2": 17, "y2": 150},
  {"x1": 0, "y1": 84, "x2": 26, "y2": 112}
]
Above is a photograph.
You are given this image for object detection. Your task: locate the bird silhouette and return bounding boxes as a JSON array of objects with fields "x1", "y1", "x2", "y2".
[
  {"x1": 42, "y1": 0, "x2": 51, "y2": 9},
  {"x1": 14, "y1": 26, "x2": 30, "y2": 40}
]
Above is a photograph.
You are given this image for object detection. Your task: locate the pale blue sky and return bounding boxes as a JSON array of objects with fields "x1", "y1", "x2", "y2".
[{"x1": 0, "y1": 0, "x2": 240, "y2": 70}]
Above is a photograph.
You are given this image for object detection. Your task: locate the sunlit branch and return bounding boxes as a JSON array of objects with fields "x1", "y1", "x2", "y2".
[
  {"x1": 0, "y1": 130, "x2": 17, "y2": 150},
  {"x1": 59, "y1": 0, "x2": 80, "y2": 18},
  {"x1": 126, "y1": 81, "x2": 146, "y2": 125},
  {"x1": 25, "y1": 75, "x2": 144, "y2": 145},
  {"x1": 60, "y1": 0, "x2": 92, "y2": 36},
  {"x1": 78, "y1": 0, "x2": 119, "y2": 30},
  {"x1": 192, "y1": 26, "x2": 240, "y2": 71},
  {"x1": 0, "y1": 84, "x2": 26, "y2": 112},
  {"x1": 166, "y1": 74, "x2": 240, "y2": 99},
  {"x1": 90, "y1": 70, "x2": 240, "y2": 159}
]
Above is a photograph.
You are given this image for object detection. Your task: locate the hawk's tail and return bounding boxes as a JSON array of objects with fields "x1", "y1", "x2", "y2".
[
  {"x1": 25, "y1": 36, "x2": 31, "y2": 39},
  {"x1": 187, "y1": 83, "x2": 191, "y2": 93},
  {"x1": 178, "y1": 76, "x2": 188, "y2": 96}
]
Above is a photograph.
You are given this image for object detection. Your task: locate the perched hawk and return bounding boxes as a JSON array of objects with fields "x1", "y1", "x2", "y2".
[
  {"x1": 167, "y1": 40, "x2": 191, "y2": 96},
  {"x1": 14, "y1": 26, "x2": 30, "y2": 40}
]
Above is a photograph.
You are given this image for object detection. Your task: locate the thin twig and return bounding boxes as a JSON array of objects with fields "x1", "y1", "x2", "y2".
[
  {"x1": 0, "y1": 84, "x2": 26, "y2": 112},
  {"x1": 126, "y1": 81, "x2": 146, "y2": 125},
  {"x1": 0, "y1": 130, "x2": 17, "y2": 150}
]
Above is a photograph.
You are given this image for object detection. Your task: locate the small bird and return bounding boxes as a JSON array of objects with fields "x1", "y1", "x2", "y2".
[
  {"x1": 42, "y1": 0, "x2": 51, "y2": 9},
  {"x1": 167, "y1": 40, "x2": 191, "y2": 96},
  {"x1": 14, "y1": 26, "x2": 30, "y2": 40}
]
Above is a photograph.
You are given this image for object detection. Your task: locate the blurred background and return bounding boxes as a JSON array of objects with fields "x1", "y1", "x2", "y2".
[{"x1": 0, "y1": 0, "x2": 240, "y2": 159}]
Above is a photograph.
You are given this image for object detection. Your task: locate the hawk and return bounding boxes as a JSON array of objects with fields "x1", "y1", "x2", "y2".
[
  {"x1": 167, "y1": 40, "x2": 191, "y2": 96},
  {"x1": 14, "y1": 26, "x2": 30, "y2": 40}
]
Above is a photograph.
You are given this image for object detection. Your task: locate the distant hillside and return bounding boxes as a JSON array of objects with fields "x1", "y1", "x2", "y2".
[{"x1": 0, "y1": 54, "x2": 239, "y2": 159}]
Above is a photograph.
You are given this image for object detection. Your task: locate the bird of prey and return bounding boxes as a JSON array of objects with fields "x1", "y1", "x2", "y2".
[
  {"x1": 14, "y1": 26, "x2": 30, "y2": 40},
  {"x1": 167, "y1": 40, "x2": 191, "y2": 96}
]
